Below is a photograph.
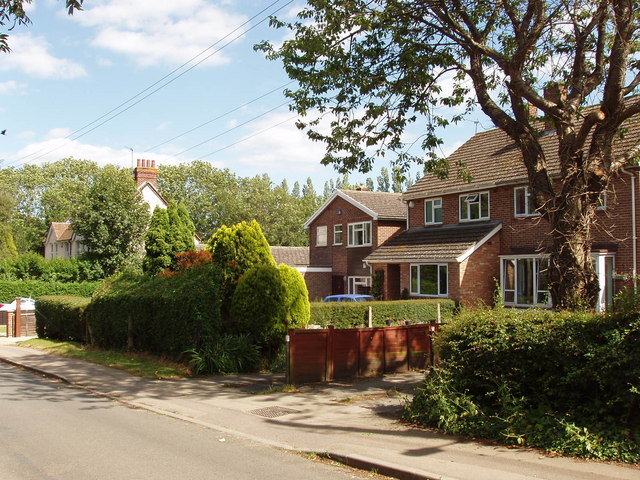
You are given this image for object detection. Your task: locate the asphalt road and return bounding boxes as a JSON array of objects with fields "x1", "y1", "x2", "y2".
[{"x1": 0, "y1": 363, "x2": 375, "y2": 480}]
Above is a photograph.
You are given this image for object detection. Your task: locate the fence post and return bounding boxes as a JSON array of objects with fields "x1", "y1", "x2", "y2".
[
  {"x1": 15, "y1": 297, "x2": 22, "y2": 337},
  {"x1": 288, "y1": 328, "x2": 296, "y2": 385},
  {"x1": 285, "y1": 330, "x2": 292, "y2": 385},
  {"x1": 326, "y1": 325, "x2": 335, "y2": 382},
  {"x1": 437, "y1": 303, "x2": 441, "y2": 323},
  {"x1": 368, "y1": 306, "x2": 373, "y2": 328}
]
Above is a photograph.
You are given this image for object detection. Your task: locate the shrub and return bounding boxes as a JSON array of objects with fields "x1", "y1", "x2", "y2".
[
  {"x1": 310, "y1": 299, "x2": 456, "y2": 328},
  {"x1": 186, "y1": 334, "x2": 260, "y2": 375},
  {"x1": 85, "y1": 263, "x2": 223, "y2": 357},
  {"x1": 278, "y1": 264, "x2": 310, "y2": 329},
  {"x1": 230, "y1": 265, "x2": 287, "y2": 355},
  {"x1": 403, "y1": 308, "x2": 640, "y2": 463},
  {"x1": 0, "y1": 280, "x2": 102, "y2": 301},
  {"x1": 35, "y1": 295, "x2": 91, "y2": 342}
]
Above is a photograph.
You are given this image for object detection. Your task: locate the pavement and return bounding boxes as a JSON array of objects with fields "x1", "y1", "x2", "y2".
[{"x1": 0, "y1": 336, "x2": 638, "y2": 480}]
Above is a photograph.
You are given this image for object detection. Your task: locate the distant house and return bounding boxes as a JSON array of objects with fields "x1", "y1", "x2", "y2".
[
  {"x1": 43, "y1": 159, "x2": 169, "y2": 260},
  {"x1": 302, "y1": 189, "x2": 407, "y2": 300}
]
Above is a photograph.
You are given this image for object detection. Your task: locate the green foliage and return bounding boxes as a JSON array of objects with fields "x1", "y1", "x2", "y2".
[
  {"x1": 278, "y1": 263, "x2": 310, "y2": 329},
  {"x1": 186, "y1": 334, "x2": 260, "y2": 375},
  {"x1": 35, "y1": 295, "x2": 91, "y2": 342},
  {"x1": 310, "y1": 299, "x2": 456, "y2": 328},
  {"x1": 143, "y1": 207, "x2": 172, "y2": 274},
  {"x1": 403, "y1": 308, "x2": 640, "y2": 462},
  {"x1": 0, "y1": 279, "x2": 101, "y2": 300},
  {"x1": 85, "y1": 263, "x2": 223, "y2": 357},
  {"x1": 0, "y1": 254, "x2": 102, "y2": 282},
  {"x1": 230, "y1": 265, "x2": 287, "y2": 354},
  {"x1": 371, "y1": 271, "x2": 384, "y2": 300},
  {"x1": 73, "y1": 165, "x2": 150, "y2": 277},
  {"x1": 207, "y1": 220, "x2": 276, "y2": 316}
]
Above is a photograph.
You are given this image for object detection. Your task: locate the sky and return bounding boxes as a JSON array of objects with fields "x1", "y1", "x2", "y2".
[{"x1": 0, "y1": 0, "x2": 488, "y2": 190}]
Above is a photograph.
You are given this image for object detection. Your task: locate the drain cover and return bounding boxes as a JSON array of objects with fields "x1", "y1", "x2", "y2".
[{"x1": 249, "y1": 406, "x2": 300, "y2": 418}]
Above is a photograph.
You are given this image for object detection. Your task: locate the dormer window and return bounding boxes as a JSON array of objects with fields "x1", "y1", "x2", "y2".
[
  {"x1": 459, "y1": 192, "x2": 489, "y2": 222},
  {"x1": 424, "y1": 198, "x2": 443, "y2": 224}
]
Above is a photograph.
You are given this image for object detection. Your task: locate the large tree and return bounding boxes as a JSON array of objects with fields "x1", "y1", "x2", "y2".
[
  {"x1": 259, "y1": 0, "x2": 640, "y2": 309},
  {"x1": 73, "y1": 165, "x2": 149, "y2": 277}
]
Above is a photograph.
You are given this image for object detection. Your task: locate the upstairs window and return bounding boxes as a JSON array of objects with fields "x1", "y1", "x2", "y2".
[
  {"x1": 425, "y1": 198, "x2": 443, "y2": 224},
  {"x1": 333, "y1": 224, "x2": 343, "y2": 245},
  {"x1": 348, "y1": 221, "x2": 372, "y2": 247},
  {"x1": 514, "y1": 186, "x2": 537, "y2": 217},
  {"x1": 460, "y1": 192, "x2": 490, "y2": 221},
  {"x1": 316, "y1": 225, "x2": 327, "y2": 246}
]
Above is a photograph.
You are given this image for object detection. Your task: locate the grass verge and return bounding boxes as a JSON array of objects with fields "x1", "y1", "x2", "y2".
[{"x1": 17, "y1": 338, "x2": 190, "y2": 379}]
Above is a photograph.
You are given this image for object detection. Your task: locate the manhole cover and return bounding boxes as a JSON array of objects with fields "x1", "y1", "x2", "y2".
[{"x1": 249, "y1": 406, "x2": 301, "y2": 418}]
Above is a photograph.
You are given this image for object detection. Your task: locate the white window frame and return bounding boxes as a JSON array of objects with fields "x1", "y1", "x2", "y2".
[
  {"x1": 410, "y1": 263, "x2": 448, "y2": 297},
  {"x1": 459, "y1": 191, "x2": 490, "y2": 222},
  {"x1": 348, "y1": 221, "x2": 372, "y2": 247},
  {"x1": 596, "y1": 191, "x2": 607, "y2": 211},
  {"x1": 514, "y1": 186, "x2": 538, "y2": 217},
  {"x1": 348, "y1": 276, "x2": 371, "y2": 294},
  {"x1": 424, "y1": 198, "x2": 443, "y2": 225},
  {"x1": 333, "y1": 224, "x2": 343, "y2": 245},
  {"x1": 593, "y1": 253, "x2": 615, "y2": 312},
  {"x1": 500, "y1": 255, "x2": 551, "y2": 308},
  {"x1": 316, "y1": 225, "x2": 327, "y2": 246}
]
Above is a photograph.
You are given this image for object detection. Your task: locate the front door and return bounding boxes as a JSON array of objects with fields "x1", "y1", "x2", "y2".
[{"x1": 332, "y1": 275, "x2": 345, "y2": 295}]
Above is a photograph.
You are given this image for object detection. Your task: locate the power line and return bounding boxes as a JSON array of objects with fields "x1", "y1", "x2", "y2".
[
  {"x1": 6, "y1": 0, "x2": 293, "y2": 168},
  {"x1": 143, "y1": 81, "x2": 294, "y2": 152}
]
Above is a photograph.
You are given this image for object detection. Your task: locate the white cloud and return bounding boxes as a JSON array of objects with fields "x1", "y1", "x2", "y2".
[
  {"x1": 0, "y1": 34, "x2": 86, "y2": 79},
  {"x1": 155, "y1": 121, "x2": 172, "y2": 131},
  {"x1": 16, "y1": 137, "x2": 180, "y2": 168},
  {"x1": 74, "y1": 0, "x2": 247, "y2": 67},
  {"x1": 0, "y1": 81, "x2": 27, "y2": 95}
]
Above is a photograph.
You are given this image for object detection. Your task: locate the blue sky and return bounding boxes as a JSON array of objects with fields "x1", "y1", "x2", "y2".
[{"x1": 0, "y1": 0, "x2": 486, "y2": 189}]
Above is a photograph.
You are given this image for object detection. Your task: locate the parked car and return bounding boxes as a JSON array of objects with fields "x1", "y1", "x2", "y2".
[{"x1": 323, "y1": 294, "x2": 374, "y2": 302}]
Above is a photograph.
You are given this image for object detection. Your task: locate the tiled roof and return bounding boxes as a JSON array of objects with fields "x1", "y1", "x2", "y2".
[
  {"x1": 339, "y1": 190, "x2": 406, "y2": 220},
  {"x1": 51, "y1": 222, "x2": 74, "y2": 242},
  {"x1": 365, "y1": 221, "x2": 502, "y2": 263},
  {"x1": 404, "y1": 103, "x2": 640, "y2": 200},
  {"x1": 271, "y1": 246, "x2": 310, "y2": 266}
]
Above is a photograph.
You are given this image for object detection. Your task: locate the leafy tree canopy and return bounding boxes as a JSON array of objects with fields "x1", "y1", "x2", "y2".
[
  {"x1": 73, "y1": 165, "x2": 150, "y2": 277},
  {"x1": 259, "y1": 0, "x2": 640, "y2": 309}
]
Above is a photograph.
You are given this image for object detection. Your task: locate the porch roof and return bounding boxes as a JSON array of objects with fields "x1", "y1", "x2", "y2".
[{"x1": 365, "y1": 221, "x2": 502, "y2": 264}]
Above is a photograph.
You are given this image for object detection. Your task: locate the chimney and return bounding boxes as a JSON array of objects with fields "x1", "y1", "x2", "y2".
[
  {"x1": 133, "y1": 159, "x2": 159, "y2": 188},
  {"x1": 543, "y1": 82, "x2": 566, "y2": 131}
]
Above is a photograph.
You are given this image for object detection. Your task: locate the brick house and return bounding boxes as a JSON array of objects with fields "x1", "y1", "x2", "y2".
[
  {"x1": 303, "y1": 189, "x2": 407, "y2": 300},
  {"x1": 365, "y1": 119, "x2": 640, "y2": 312}
]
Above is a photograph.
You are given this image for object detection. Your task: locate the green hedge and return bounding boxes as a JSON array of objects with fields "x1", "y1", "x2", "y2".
[
  {"x1": 404, "y1": 308, "x2": 640, "y2": 463},
  {"x1": 84, "y1": 264, "x2": 223, "y2": 357},
  {"x1": 35, "y1": 296, "x2": 91, "y2": 342},
  {"x1": 0, "y1": 280, "x2": 102, "y2": 301},
  {"x1": 309, "y1": 299, "x2": 456, "y2": 328}
]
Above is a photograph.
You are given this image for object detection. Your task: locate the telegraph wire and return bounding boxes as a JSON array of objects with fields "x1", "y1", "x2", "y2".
[{"x1": 6, "y1": 0, "x2": 293, "y2": 168}]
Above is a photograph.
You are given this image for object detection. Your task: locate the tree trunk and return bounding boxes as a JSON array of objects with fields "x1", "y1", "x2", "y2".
[{"x1": 547, "y1": 186, "x2": 600, "y2": 310}]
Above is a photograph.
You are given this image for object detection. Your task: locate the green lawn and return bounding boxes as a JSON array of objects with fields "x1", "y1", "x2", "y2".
[{"x1": 17, "y1": 338, "x2": 191, "y2": 379}]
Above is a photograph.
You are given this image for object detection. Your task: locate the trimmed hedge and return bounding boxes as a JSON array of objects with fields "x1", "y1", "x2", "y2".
[
  {"x1": 35, "y1": 296, "x2": 91, "y2": 342},
  {"x1": 84, "y1": 263, "x2": 223, "y2": 357},
  {"x1": 0, "y1": 280, "x2": 102, "y2": 301},
  {"x1": 310, "y1": 299, "x2": 456, "y2": 328},
  {"x1": 404, "y1": 308, "x2": 640, "y2": 463}
]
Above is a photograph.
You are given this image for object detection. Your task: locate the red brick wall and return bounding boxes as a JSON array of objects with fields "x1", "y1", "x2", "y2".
[{"x1": 303, "y1": 271, "x2": 332, "y2": 302}]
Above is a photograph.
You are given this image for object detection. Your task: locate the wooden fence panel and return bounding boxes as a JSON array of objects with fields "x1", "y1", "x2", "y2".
[{"x1": 288, "y1": 323, "x2": 439, "y2": 384}]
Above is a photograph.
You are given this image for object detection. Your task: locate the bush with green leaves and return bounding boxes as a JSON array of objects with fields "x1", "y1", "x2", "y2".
[
  {"x1": 230, "y1": 265, "x2": 287, "y2": 355},
  {"x1": 206, "y1": 220, "x2": 275, "y2": 318},
  {"x1": 0, "y1": 279, "x2": 101, "y2": 301},
  {"x1": 144, "y1": 202, "x2": 196, "y2": 274},
  {"x1": 278, "y1": 263, "x2": 310, "y2": 329},
  {"x1": 0, "y1": 254, "x2": 102, "y2": 282},
  {"x1": 310, "y1": 299, "x2": 456, "y2": 328},
  {"x1": 403, "y1": 308, "x2": 640, "y2": 463},
  {"x1": 85, "y1": 263, "x2": 223, "y2": 357},
  {"x1": 186, "y1": 334, "x2": 260, "y2": 375},
  {"x1": 35, "y1": 295, "x2": 91, "y2": 342}
]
